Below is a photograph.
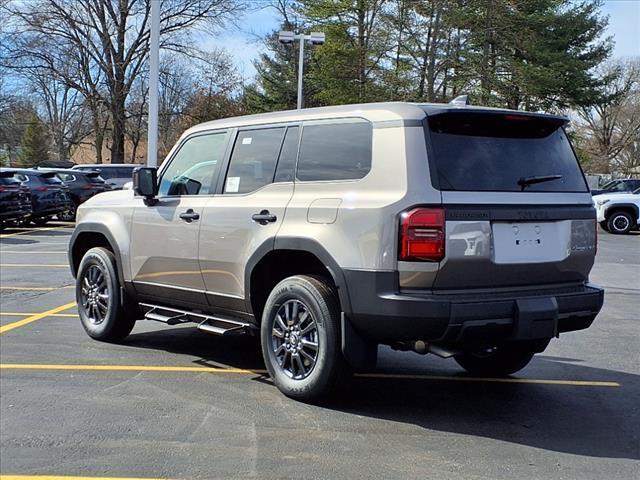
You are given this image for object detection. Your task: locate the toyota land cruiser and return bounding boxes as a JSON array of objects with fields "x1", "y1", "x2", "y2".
[{"x1": 69, "y1": 102, "x2": 604, "y2": 401}]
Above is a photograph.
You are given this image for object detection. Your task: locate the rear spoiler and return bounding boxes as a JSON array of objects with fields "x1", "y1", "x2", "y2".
[
  {"x1": 0, "y1": 171, "x2": 15, "y2": 179},
  {"x1": 84, "y1": 171, "x2": 102, "y2": 178},
  {"x1": 425, "y1": 110, "x2": 568, "y2": 139},
  {"x1": 39, "y1": 171, "x2": 58, "y2": 178}
]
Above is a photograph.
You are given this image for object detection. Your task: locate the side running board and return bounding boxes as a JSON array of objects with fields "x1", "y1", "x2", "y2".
[{"x1": 139, "y1": 303, "x2": 252, "y2": 336}]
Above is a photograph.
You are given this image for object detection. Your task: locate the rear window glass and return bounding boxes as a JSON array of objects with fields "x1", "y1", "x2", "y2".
[
  {"x1": 0, "y1": 176, "x2": 19, "y2": 185},
  {"x1": 57, "y1": 173, "x2": 76, "y2": 182},
  {"x1": 426, "y1": 112, "x2": 588, "y2": 192},
  {"x1": 42, "y1": 174, "x2": 63, "y2": 185},
  {"x1": 297, "y1": 121, "x2": 372, "y2": 181}
]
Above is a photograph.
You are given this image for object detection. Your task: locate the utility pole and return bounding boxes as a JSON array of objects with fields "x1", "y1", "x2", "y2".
[
  {"x1": 278, "y1": 31, "x2": 325, "y2": 109},
  {"x1": 147, "y1": 0, "x2": 160, "y2": 167}
]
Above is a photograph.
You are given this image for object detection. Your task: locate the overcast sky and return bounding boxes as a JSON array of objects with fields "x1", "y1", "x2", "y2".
[{"x1": 209, "y1": 0, "x2": 640, "y2": 82}]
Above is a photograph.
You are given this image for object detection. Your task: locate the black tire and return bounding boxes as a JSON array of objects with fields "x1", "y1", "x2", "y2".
[
  {"x1": 455, "y1": 343, "x2": 538, "y2": 376},
  {"x1": 58, "y1": 204, "x2": 77, "y2": 222},
  {"x1": 30, "y1": 216, "x2": 49, "y2": 227},
  {"x1": 607, "y1": 210, "x2": 633, "y2": 234},
  {"x1": 76, "y1": 247, "x2": 136, "y2": 342},
  {"x1": 599, "y1": 221, "x2": 610, "y2": 232},
  {"x1": 260, "y1": 275, "x2": 348, "y2": 402}
]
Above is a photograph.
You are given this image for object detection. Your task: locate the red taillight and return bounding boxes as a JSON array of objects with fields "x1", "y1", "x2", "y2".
[
  {"x1": 81, "y1": 184, "x2": 95, "y2": 190},
  {"x1": 399, "y1": 208, "x2": 445, "y2": 262}
]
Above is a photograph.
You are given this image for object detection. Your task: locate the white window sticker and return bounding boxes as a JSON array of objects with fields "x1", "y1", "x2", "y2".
[
  {"x1": 242, "y1": 137, "x2": 252, "y2": 145},
  {"x1": 226, "y1": 176, "x2": 240, "y2": 193}
]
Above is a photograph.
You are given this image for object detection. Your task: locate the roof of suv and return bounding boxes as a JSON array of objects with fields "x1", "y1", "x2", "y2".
[
  {"x1": 72, "y1": 164, "x2": 140, "y2": 169},
  {"x1": 187, "y1": 101, "x2": 569, "y2": 135}
]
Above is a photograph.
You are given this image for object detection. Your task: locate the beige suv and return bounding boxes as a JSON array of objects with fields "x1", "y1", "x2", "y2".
[{"x1": 69, "y1": 102, "x2": 604, "y2": 401}]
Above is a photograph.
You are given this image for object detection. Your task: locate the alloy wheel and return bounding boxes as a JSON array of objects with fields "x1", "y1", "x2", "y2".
[
  {"x1": 271, "y1": 299, "x2": 319, "y2": 380},
  {"x1": 612, "y1": 214, "x2": 630, "y2": 232},
  {"x1": 80, "y1": 264, "x2": 110, "y2": 325}
]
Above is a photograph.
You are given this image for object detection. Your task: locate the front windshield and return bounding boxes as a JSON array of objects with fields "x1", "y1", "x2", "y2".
[{"x1": 608, "y1": 182, "x2": 629, "y2": 192}]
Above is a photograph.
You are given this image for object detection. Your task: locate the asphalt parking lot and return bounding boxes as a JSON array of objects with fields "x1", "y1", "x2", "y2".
[{"x1": 0, "y1": 223, "x2": 638, "y2": 480}]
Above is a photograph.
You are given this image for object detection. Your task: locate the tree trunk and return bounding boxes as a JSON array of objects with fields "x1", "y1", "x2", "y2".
[
  {"x1": 480, "y1": 0, "x2": 494, "y2": 105},
  {"x1": 426, "y1": 5, "x2": 442, "y2": 102}
]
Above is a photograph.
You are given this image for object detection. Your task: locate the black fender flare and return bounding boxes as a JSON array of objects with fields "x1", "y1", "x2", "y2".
[
  {"x1": 68, "y1": 223, "x2": 126, "y2": 287},
  {"x1": 604, "y1": 203, "x2": 639, "y2": 222},
  {"x1": 243, "y1": 236, "x2": 353, "y2": 317}
]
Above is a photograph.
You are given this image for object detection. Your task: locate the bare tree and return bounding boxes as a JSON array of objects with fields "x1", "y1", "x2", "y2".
[
  {"x1": 5, "y1": 0, "x2": 245, "y2": 163},
  {"x1": 577, "y1": 58, "x2": 640, "y2": 173}
]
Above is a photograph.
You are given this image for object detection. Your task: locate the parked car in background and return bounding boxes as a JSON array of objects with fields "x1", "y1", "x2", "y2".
[
  {"x1": 72, "y1": 164, "x2": 140, "y2": 190},
  {"x1": 0, "y1": 170, "x2": 32, "y2": 229},
  {"x1": 594, "y1": 187, "x2": 640, "y2": 234},
  {"x1": 39, "y1": 168, "x2": 111, "y2": 220},
  {"x1": 591, "y1": 178, "x2": 640, "y2": 196},
  {"x1": 2, "y1": 168, "x2": 72, "y2": 226}
]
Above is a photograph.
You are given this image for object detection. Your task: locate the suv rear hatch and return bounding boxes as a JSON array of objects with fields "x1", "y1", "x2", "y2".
[{"x1": 421, "y1": 109, "x2": 595, "y2": 290}]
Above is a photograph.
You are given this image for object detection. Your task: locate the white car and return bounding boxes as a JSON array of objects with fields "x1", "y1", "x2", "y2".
[{"x1": 594, "y1": 187, "x2": 640, "y2": 234}]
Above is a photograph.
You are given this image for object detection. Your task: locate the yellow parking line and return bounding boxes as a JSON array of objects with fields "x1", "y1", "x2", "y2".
[
  {"x1": 0, "y1": 302, "x2": 77, "y2": 335},
  {"x1": 0, "y1": 225, "x2": 72, "y2": 238},
  {"x1": 356, "y1": 372, "x2": 620, "y2": 387},
  {"x1": 0, "y1": 476, "x2": 166, "y2": 480},
  {"x1": 0, "y1": 312, "x2": 78, "y2": 317},
  {"x1": 0, "y1": 251, "x2": 67, "y2": 254},
  {"x1": 0, "y1": 264, "x2": 68, "y2": 268},
  {"x1": 0, "y1": 363, "x2": 620, "y2": 387},
  {"x1": 0, "y1": 286, "x2": 73, "y2": 291},
  {"x1": 0, "y1": 364, "x2": 267, "y2": 375}
]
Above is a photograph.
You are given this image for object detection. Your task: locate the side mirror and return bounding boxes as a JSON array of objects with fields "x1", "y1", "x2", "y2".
[{"x1": 132, "y1": 167, "x2": 158, "y2": 200}]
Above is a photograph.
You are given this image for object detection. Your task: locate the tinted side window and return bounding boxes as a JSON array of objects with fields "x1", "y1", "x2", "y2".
[
  {"x1": 274, "y1": 126, "x2": 299, "y2": 182},
  {"x1": 297, "y1": 121, "x2": 372, "y2": 181},
  {"x1": 116, "y1": 167, "x2": 134, "y2": 178},
  {"x1": 224, "y1": 127, "x2": 285, "y2": 194},
  {"x1": 159, "y1": 132, "x2": 227, "y2": 196}
]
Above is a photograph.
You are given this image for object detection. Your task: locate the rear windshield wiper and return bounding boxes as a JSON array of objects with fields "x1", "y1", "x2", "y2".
[{"x1": 517, "y1": 174, "x2": 563, "y2": 191}]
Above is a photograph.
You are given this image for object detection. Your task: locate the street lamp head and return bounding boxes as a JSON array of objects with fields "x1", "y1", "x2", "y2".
[
  {"x1": 278, "y1": 31, "x2": 295, "y2": 44},
  {"x1": 309, "y1": 32, "x2": 325, "y2": 45}
]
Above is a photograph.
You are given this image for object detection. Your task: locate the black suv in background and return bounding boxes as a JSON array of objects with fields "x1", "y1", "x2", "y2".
[
  {"x1": 3, "y1": 169, "x2": 72, "y2": 226},
  {"x1": 72, "y1": 164, "x2": 140, "y2": 189},
  {"x1": 0, "y1": 171, "x2": 32, "y2": 229},
  {"x1": 41, "y1": 169, "x2": 111, "y2": 220}
]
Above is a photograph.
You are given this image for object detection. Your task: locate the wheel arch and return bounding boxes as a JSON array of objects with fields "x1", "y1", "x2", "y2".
[
  {"x1": 69, "y1": 223, "x2": 126, "y2": 287},
  {"x1": 604, "y1": 203, "x2": 639, "y2": 224},
  {"x1": 245, "y1": 237, "x2": 352, "y2": 322}
]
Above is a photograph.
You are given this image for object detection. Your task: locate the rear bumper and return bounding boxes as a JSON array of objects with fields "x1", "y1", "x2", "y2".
[{"x1": 344, "y1": 270, "x2": 604, "y2": 346}]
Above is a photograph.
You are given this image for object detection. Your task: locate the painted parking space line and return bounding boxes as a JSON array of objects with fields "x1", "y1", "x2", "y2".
[
  {"x1": 0, "y1": 286, "x2": 73, "y2": 291},
  {"x1": 0, "y1": 251, "x2": 67, "y2": 254},
  {"x1": 0, "y1": 226, "x2": 73, "y2": 238},
  {"x1": 0, "y1": 312, "x2": 78, "y2": 317},
  {"x1": 0, "y1": 363, "x2": 621, "y2": 387},
  {"x1": 0, "y1": 476, "x2": 166, "y2": 480},
  {"x1": 0, "y1": 264, "x2": 68, "y2": 268},
  {"x1": 0, "y1": 364, "x2": 267, "y2": 375},
  {"x1": 0, "y1": 302, "x2": 77, "y2": 335}
]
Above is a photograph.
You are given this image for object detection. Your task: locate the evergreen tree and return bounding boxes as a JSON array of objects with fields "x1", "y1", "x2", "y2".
[
  {"x1": 454, "y1": 0, "x2": 611, "y2": 110},
  {"x1": 18, "y1": 114, "x2": 50, "y2": 167}
]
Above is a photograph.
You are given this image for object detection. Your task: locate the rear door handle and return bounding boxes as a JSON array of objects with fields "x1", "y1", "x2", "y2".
[
  {"x1": 179, "y1": 209, "x2": 200, "y2": 222},
  {"x1": 252, "y1": 209, "x2": 277, "y2": 225}
]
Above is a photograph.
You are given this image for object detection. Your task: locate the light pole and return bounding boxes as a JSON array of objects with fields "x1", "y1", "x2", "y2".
[
  {"x1": 278, "y1": 31, "x2": 325, "y2": 109},
  {"x1": 147, "y1": 0, "x2": 160, "y2": 168}
]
